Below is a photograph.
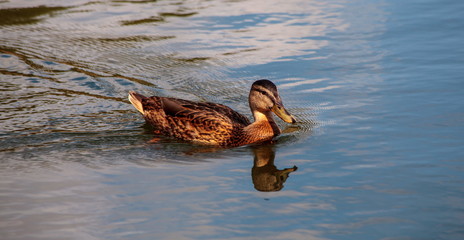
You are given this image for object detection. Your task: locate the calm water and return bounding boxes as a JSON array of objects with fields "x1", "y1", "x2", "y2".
[{"x1": 1, "y1": 0, "x2": 463, "y2": 239}]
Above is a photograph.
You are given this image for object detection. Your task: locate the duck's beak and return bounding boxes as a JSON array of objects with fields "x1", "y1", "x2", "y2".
[{"x1": 272, "y1": 104, "x2": 296, "y2": 124}]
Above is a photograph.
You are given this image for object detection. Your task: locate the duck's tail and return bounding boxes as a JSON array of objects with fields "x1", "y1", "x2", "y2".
[{"x1": 128, "y1": 91, "x2": 145, "y2": 114}]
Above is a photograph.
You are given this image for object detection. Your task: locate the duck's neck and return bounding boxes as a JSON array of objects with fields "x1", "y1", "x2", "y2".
[{"x1": 244, "y1": 111, "x2": 281, "y2": 143}]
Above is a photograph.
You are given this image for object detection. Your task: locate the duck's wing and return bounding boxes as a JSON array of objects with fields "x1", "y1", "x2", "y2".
[{"x1": 171, "y1": 98, "x2": 251, "y2": 126}]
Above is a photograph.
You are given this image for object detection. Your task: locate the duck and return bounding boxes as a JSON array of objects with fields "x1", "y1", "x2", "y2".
[{"x1": 128, "y1": 79, "x2": 296, "y2": 147}]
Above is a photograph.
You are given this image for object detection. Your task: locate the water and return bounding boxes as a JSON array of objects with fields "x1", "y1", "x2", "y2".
[{"x1": 1, "y1": 0, "x2": 463, "y2": 239}]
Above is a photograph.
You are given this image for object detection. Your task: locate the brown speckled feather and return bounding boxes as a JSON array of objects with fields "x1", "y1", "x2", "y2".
[{"x1": 138, "y1": 95, "x2": 251, "y2": 146}]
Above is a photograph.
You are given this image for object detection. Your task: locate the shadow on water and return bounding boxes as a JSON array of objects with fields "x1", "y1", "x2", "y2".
[
  {"x1": 127, "y1": 135, "x2": 301, "y2": 192},
  {"x1": 251, "y1": 144, "x2": 298, "y2": 192}
]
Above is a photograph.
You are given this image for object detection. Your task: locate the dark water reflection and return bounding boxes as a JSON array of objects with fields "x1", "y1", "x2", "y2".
[
  {"x1": 0, "y1": 5, "x2": 71, "y2": 26},
  {"x1": 252, "y1": 145, "x2": 298, "y2": 192},
  {"x1": 1, "y1": 0, "x2": 464, "y2": 239}
]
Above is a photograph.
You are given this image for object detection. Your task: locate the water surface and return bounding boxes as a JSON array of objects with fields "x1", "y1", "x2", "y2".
[{"x1": 1, "y1": 0, "x2": 463, "y2": 239}]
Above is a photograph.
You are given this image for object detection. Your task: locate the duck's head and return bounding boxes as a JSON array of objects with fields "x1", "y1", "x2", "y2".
[{"x1": 249, "y1": 79, "x2": 296, "y2": 124}]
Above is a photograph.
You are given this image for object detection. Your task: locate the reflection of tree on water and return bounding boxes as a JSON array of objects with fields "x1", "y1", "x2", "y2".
[{"x1": 251, "y1": 145, "x2": 297, "y2": 192}]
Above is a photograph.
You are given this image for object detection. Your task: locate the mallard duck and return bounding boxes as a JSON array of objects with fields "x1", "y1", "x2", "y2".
[{"x1": 128, "y1": 79, "x2": 296, "y2": 147}]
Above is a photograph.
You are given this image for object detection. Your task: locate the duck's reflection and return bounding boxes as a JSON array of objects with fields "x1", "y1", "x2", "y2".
[{"x1": 251, "y1": 145, "x2": 298, "y2": 192}]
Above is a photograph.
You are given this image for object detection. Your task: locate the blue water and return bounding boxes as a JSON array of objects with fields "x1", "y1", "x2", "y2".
[{"x1": 1, "y1": 0, "x2": 463, "y2": 239}]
